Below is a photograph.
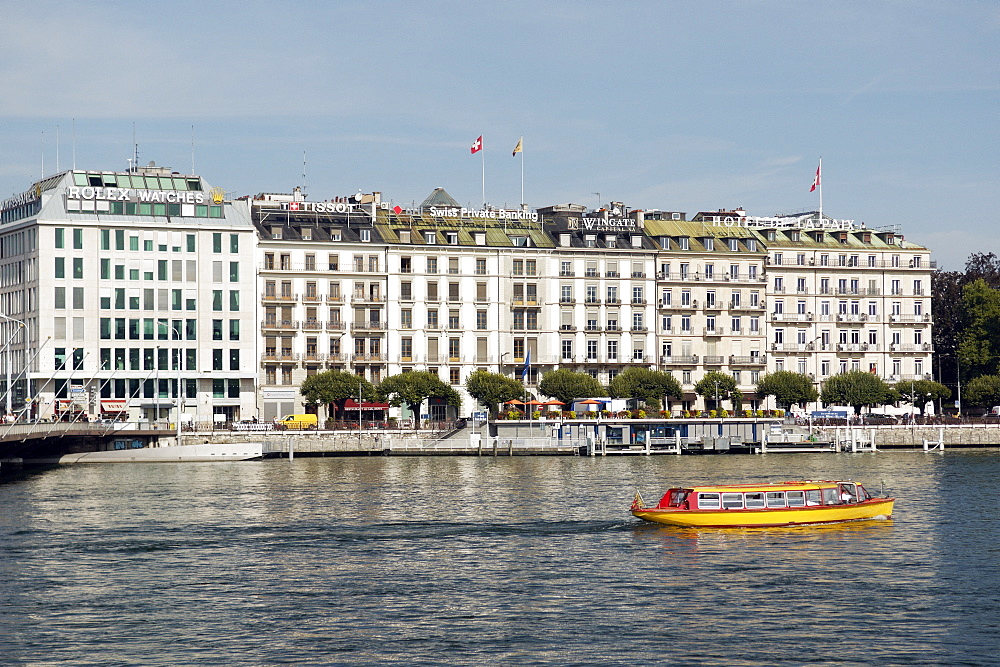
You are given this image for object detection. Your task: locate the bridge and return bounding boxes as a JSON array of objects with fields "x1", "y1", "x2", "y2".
[{"x1": 0, "y1": 421, "x2": 169, "y2": 464}]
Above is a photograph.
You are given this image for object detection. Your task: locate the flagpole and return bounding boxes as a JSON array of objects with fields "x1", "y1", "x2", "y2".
[
  {"x1": 818, "y1": 156, "x2": 823, "y2": 222},
  {"x1": 520, "y1": 143, "x2": 524, "y2": 207},
  {"x1": 481, "y1": 139, "x2": 486, "y2": 207}
]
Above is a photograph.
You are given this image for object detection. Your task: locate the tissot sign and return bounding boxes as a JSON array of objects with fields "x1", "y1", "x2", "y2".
[{"x1": 281, "y1": 201, "x2": 361, "y2": 213}]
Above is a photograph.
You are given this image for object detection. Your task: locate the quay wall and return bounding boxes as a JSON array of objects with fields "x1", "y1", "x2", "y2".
[{"x1": 813, "y1": 424, "x2": 1000, "y2": 448}]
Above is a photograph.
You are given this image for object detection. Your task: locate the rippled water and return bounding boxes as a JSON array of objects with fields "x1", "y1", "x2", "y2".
[{"x1": 2, "y1": 451, "x2": 999, "y2": 666}]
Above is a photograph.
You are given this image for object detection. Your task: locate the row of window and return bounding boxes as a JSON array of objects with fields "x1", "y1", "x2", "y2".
[
  {"x1": 772, "y1": 252, "x2": 925, "y2": 267},
  {"x1": 85, "y1": 378, "x2": 240, "y2": 400},
  {"x1": 53, "y1": 228, "x2": 240, "y2": 253},
  {"x1": 97, "y1": 318, "x2": 240, "y2": 341},
  {"x1": 97, "y1": 347, "x2": 240, "y2": 372},
  {"x1": 60, "y1": 289, "x2": 241, "y2": 312},
  {"x1": 95, "y1": 259, "x2": 240, "y2": 283}
]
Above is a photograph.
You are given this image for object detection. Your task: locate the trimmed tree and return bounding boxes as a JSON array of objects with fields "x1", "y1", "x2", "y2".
[
  {"x1": 465, "y1": 370, "x2": 525, "y2": 417},
  {"x1": 894, "y1": 379, "x2": 951, "y2": 414},
  {"x1": 963, "y1": 374, "x2": 1000, "y2": 409},
  {"x1": 821, "y1": 370, "x2": 896, "y2": 414},
  {"x1": 537, "y1": 368, "x2": 604, "y2": 406},
  {"x1": 694, "y1": 371, "x2": 738, "y2": 411},
  {"x1": 755, "y1": 371, "x2": 819, "y2": 411},
  {"x1": 377, "y1": 371, "x2": 461, "y2": 429},
  {"x1": 300, "y1": 370, "x2": 376, "y2": 423},
  {"x1": 608, "y1": 368, "x2": 683, "y2": 409}
]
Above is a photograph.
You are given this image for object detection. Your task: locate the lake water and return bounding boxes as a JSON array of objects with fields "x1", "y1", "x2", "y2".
[{"x1": 2, "y1": 451, "x2": 998, "y2": 666}]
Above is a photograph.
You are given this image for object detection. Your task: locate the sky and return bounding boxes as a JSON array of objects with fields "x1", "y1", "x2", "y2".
[{"x1": 1, "y1": 0, "x2": 997, "y2": 271}]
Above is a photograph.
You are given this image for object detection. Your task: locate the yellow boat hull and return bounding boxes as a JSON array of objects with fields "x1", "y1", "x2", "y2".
[{"x1": 632, "y1": 498, "x2": 894, "y2": 528}]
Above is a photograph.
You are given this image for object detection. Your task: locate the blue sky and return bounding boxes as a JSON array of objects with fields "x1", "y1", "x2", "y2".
[{"x1": 1, "y1": 0, "x2": 997, "y2": 270}]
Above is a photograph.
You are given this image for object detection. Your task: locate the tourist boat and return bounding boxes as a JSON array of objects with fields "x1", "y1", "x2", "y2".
[{"x1": 630, "y1": 480, "x2": 893, "y2": 527}]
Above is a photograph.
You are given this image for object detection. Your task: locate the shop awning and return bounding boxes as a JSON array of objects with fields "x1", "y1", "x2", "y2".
[
  {"x1": 343, "y1": 400, "x2": 390, "y2": 410},
  {"x1": 100, "y1": 400, "x2": 128, "y2": 413}
]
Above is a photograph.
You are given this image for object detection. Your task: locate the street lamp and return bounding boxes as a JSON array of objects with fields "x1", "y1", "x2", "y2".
[
  {"x1": 0, "y1": 314, "x2": 26, "y2": 419},
  {"x1": 499, "y1": 352, "x2": 510, "y2": 376}
]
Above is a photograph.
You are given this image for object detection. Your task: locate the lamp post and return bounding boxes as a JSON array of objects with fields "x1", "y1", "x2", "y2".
[
  {"x1": 0, "y1": 314, "x2": 26, "y2": 419},
  {"x1": 499, "y1": 352, "x2": 509, "y2": 376}
]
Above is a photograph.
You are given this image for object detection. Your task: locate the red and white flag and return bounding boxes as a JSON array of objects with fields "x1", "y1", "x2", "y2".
[
  {"x1": 810, "y1": 161, "x2": 821, "y2": 192},
  {"x1": 470, "y1": 135, "x2": 483, "y2": 154}
]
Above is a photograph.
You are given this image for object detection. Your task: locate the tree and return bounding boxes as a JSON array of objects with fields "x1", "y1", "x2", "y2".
[
  {"x1": 755, "y1": 371, "x2": 819, "y2": 410},
  {"x1": 962, "y1": 375, "x2": 1000, "y2": 408},
  {"x1": 299, "y1": 370, "x2": 375, "y2": 423},
  {"x1": 957, "y1": 278, "x2": 1000, "y2": 380},
  {"x1": 377, "y1": 371, "x2": 461, "y2": 429},
  {"x1": 894, "y1": 379, "x2": 951, "y2": 414},
  {"x1": 608, "y1": 368, "x2": 682, "y2": 409},
  {"x1": 537, "y1": 368, "x2": 604, "y2": 406},
  {"x1": 464, "y1": 370, "x2": 524, "y2": 417},
  {"x1": 694, "y1": 371, "x2": 738, "y2": 411},
  {"x1": 820, "y1": 371, "x2": 895, "y2": 413}
]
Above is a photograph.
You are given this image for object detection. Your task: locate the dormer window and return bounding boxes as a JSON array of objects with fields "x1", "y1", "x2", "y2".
[
  {"x1": 425, "y1": 231, "x2": 437, "y2": 244},
  {"x1": 446, "y1": 232, "x2": 458, "y2": 245},
  {"x1": 360, "y1": 229, "x2": 371, "y2": 242},
  {"x1": 765, "y1": 230, "x2": 776, "y2": 241},
  {"x1": 399, "y1": 230, "x2": 411, "y2": 243},
  {"x1": 511, "y1": 236, "x2": 528, "y2": 247},
  {"x1": 301, "y1": 228, "x2": 312, "y2": 240},
  {"x1": 560, "y1": 233, "x2": 571, "y2": 247},
  {"x1": 474, "y1": 232, "x2": 486, "y2": 245},
  {"x1": 703, "y1": 237, "x2": 714, "y2": 251},
  {"x1": 678, "y1": 237, "x2": 690, "y2": 250},
  {"x1": 790, "y1": 231, "x2": 800, "y2": 242},
  {"x1": 660, "y1": 237, "x2": 670, "y2": 250},
  {"x1": 270, "y1": 227, "x2": 282, "y2": 239},
  {"x1": 605, "y1": 235, "x2": 616, "y2": 248},
  {"x1": 330, "y1": 228, "x2": 342, "y2": 241},
  {"x1": 746, "y1": 239, "x2": 757, "y2": 252},
  {"x1": 728, "y1": 238, "x2": 739, "y2": 252},
  {"x1": 584, "y1": 235, "x2": 596, "y2": 248},
  {"x1": 631, "y1": 235, "x2": 642, "y2": 248}
]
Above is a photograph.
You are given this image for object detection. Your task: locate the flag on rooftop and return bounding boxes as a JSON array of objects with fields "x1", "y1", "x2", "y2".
[
  {"x1": 810, "y1": 161, "x2": 821, "y2": 192},
  {"x1": 512, "y1": 137, "x2": 523, "y2": 157},
  {"x1": 470, "y1": 135, "x2": 483, "y2": 154}
]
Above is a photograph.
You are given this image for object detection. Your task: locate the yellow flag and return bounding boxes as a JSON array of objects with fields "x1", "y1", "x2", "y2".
[{"x1": 512, "y1": 137, "x2": 523, "y2": 156}]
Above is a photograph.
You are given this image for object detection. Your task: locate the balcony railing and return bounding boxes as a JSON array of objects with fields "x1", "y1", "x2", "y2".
[
  {"x1": 261, "y1": 319, "x2": 299, "y2": 331},
  {"x1": 660, "y1": 355, "x2": 698, "y2": 365},
  {"x1": 730, "y1": 355, "x2": 766, "y2": 366}
]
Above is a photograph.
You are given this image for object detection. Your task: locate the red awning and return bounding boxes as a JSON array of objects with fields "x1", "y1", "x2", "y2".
[
  {"x1": 101, "y1": 400, "x2": 128, "y2": 413},
  {"x1": 343, "y1": 399, "x2": 390, "y2": 410}
]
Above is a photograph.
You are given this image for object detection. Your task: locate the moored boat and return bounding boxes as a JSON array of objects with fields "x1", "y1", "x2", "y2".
[{"x1": 630, "y1": 480, "x2": 893, "y2": 527}]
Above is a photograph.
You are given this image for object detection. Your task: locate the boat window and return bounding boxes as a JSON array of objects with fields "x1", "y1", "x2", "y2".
[
  {"x1": 668, "y1": 490, "x2": 688, "y2": 507},
  {"x1": 722, "y1": 493, "x2": 744, "y2": 510},
  {"x1": 697, "y1": 493, "x2": 721, "y2": 510},
  {"x1": 765, "y1": 491, "x2": 786, "y2": 508},
  {"x1": 822, "y1": 488, "x2": 840, "y2": 505},
  {"x1": 806, "y1": 489, "x2": 823, "y2": 506},
  {"x1": 744, "y1": 492, "x2": 765, "y2": 509},
  {"x1": 786, "y1": 491, "x2": 806, "y2": 507}
]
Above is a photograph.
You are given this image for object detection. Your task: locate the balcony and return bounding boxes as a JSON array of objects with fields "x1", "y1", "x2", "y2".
[
  {"x1": 352, "y1": 353, "x2": 388, "y2": 363},
  {"x1": 474, "y1": 355, "x2": 493, "y2": 364},
  {"x1": 326, "y1": 321, "x2": 346, "y2": 332},
  {"x1": 261, "y1": 319, "x2": 299, "y2": 332},
  {"x1": 326, "y1": 353, "x2": 350, "y2": 364},
  {"x1": 605, "y1": 324, "x2": 622, "y2": 332},
  {"x1": 584, "y1": 298, "x2": 601, "y2": 305},
  {"x1": 511, "y1": 298, "x2": 540, "y2": 306},
  {"x1": 835, "y1": 343, "x2": 869, "y2": 352},
  {"x1": 703, "y1": 327, "x2": 725, "y2": 336},
  {"x1": 301, "y1": 352, "x2": 327, "y2": 363},
  {"x1": 703, "y1": 356, "x2": 725, "y2": 365},
  {"x1": 351, "y1": 321, "x2": 387, "y2": 332},
  {"x1": 771, "y1": 343, "x2": 815, "y2": 352},
  {"x1": 559, "y1": 297, "x2": 576, "y2": 304},
  {"x1": 559, "y1": 270, "x2": 575, "y2": 277},
  {"x1": 660, "y1": 355, "x2": 698, "y2": 365},
  {"x1": 771, "y1": 313, "x2": 813, "y2": 322},
  {"x1": 351, "y1": 294, "x2": 387, "y2": 304},
  {"x1": 631, "y1": 271, "x2": 646, "y2": 278},
  {"x1": 301, "y1": 320, "x2": 325, "y2": 331},
  {"x1": 631, "y1": 299, "x2": 646, "y2": 305},
  {"x1": 559, "y1": 324, "x2": 577, "y2": 331},
  {"x1": 730, "y1": 355, "x2": 766, "y2": 366},
  {"x1": 606, "y1": 298, "x2": 621, "y2": 305},
  {"x1": 326, "y1": 294, "x2": 346, "y2": 304},
  {"x1": 301, "y1": 293, "x2": 324, "y2": 303},
  {"x1": 260, "y1": 352, "x2": 299, "y2": 363},
  {"x1": 585, "y1": 325, "x2": 603, "y2": 332},
  {"x1": 627, "y1": 355, "x2": 649, "y2": 363},
  {"x1": 631, "y1": 326, "x2": 648, "y2": 332},
  {"x1": 836, "y1": 314, "x2": 868, "y2": 322},
  {"x1": 605, "y1": 270, "x2": 619, "y2": 278},
  {"x1": 889, "y1": 314, "x2": 932, "y2": 323},
  {"x1": 261, "y1": 293, "x2": 298, "y2": 305}
]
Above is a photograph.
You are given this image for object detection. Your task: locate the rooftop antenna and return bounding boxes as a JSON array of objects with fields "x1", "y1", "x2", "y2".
[
  {"x1": 72, "y1": 118, "x2": 76, "y2": 169},
  {"x1": 40, "y1": 131, "x2": 44, "y2": 179},
  {"x1": 594, "y1": 192, "x2": 601, "y2": 211},
  {"x1": 302, "y1": 150, "x2": 307, "y2": 196},
  {"x1": 56, "y1": 125, "x2": 60, "y2": 173},
  {"x1": 191, "y1": 125, "x2": 195, "y2": 175},
  {"x1": 132, "y1": 122, "x2": 138, "y2": 172}
]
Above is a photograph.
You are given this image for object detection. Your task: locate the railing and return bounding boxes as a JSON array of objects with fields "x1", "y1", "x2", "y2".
[
  {"x1": 301, "y1": 320, "x2": 325, "y2": 331},
  {"x1": 660, "y1": 355, "x2": 698, "y2": 365},
  {"x1": 261, "y1": 320, "x2": 299, "y2": 331},
  {"x1": 261, "y1": 293, "x2": 298, "y2": 304},
  {"x1": 326, "y1": 321, "x2": 346, "y2": 331},
  {"x1": 260, "y1": 352, "x2": 299, "y2": 362},
  {"x1": 351, "y1": 322, "x2": 387, "y2": 332},
  {"x1": 730, "y1": 355, "x2": 766, "y2": 365}
]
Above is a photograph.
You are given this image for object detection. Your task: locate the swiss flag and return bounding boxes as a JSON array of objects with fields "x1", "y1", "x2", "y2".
[
  {"x1": 810, "y1": 162, "x2": 821, "y2": 192},
  {"x1": 289, "y1": 202, "x2": 300, "y2": 211},
  {"x1": 470, "y1": 135, "x2": 483, "y2": 154}
]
